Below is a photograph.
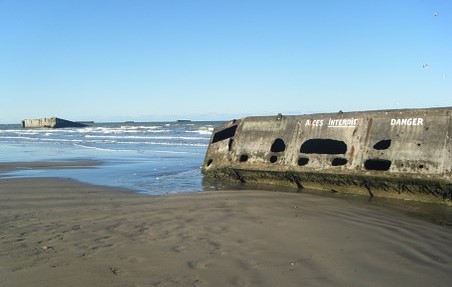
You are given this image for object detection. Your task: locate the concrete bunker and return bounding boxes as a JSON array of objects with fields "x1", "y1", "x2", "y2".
[
  {"x1": 22, "y1": 117, "x2": 89, "y2": 128},
  {"x1": 202, "y1": 107, "x2": 452, "y2": 204}
]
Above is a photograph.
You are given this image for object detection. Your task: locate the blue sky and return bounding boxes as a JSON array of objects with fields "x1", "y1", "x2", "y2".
[{"x1": 0, "y1": 0, "x2": 451, "y2": 123}]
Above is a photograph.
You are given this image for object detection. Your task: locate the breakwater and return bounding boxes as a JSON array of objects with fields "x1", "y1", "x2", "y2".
[{"x1": 202, "y1": 107, "x2": 452, "y2": 204}]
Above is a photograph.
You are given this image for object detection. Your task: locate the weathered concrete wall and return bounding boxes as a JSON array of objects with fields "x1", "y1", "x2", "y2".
[
  {"x1": 22, "y1": 117, "x2": 88, "y2": 128},
  {"x1": 202, "y1": 107, "x2": 452, "y2": 204}
]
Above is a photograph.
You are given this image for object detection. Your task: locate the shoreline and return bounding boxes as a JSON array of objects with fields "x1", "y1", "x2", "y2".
[
  {"x1": 2, "y1": 160, "x2": 452, "y2": 226},
  {"x1": 2, "y1": 173, "x2": 452, "y2": 286},
  {"x1": 0, "y1": 161, "x2": 100, "y2": 173}
]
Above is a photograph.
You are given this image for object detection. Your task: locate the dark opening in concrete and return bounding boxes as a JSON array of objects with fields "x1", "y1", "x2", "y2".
[
  {"x1": 206, "y1": 159, "x2": 213, "y2": 166},
  {"x1": 239, "y1": 154, "x2": 249, "y2": 162},
  {"x1": 298, "y1": 157, "x2": 309, "y2": 166},
  {"x1": 270, "y1": 138, "x2": 286, "y2": 152},
  {"x1": 364, "y1": 159, "x2": 392, "y2": 171},
  {"x1": 300, "y1": 139, "x2": 347, "y2": 154},
  {"x1": 270, "y1": 155, "x2": 278, "y2": 163},
  {"x1": 228, "y1": 138, "x2": 234, "y2": 151},
  {"x1": 332, "y1": 158, "x2": 348, "y2": 166},
  {"x1": 212, "y1": 125, "x2": 238, "y2": 143},
  {"x1": 373, "y1": 139, "x2": 391, "y2": 150}
]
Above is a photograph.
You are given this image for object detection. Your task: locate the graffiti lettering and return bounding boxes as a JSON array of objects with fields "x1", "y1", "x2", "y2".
[
  {"x1": 390, "y1": 118, "x2": 424, "y2": 126},
  {"x1": 305, "y1": 119, "x2": 324, "y2": 127},
  {"x1": 328, "y1": 118, "x2": 358, "y2": 128}
]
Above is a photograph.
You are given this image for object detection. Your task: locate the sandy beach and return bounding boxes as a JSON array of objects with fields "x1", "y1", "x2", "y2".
[{"x1": 2, "y1": 166, "x2": 452, "y2": 286}]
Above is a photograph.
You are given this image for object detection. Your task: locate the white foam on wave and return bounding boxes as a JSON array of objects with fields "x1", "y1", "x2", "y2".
[
  {"x1": 40, "y1": 138, "x2": 81, "y2": 142},
  {"x1": 187, "y1": 125, "x2": 215, "y2": 135},
  {"x1": 72, "y1": 143, "x2": 126, "y2": 152},
  {"x1": 109, "y1": 141, "x2": 209, "y2": 147},
  {"x1": 0, "y1": 130, "x2": 40, "y2": 135},
  {"x1": 77, "y1": 126, "x2": 164, "y2": 134},
  {"x1": 151, "y1": 150, "x2": 200, "y2": 155},
  {"x1": 191, "y1": 130, "x2": 213, "y2": 135},
  {"x1": 0, "y1": 136, "x2": 40, "y2": 141},
  {"x1": 84, "y1": 135, "x2": 209, "y2": 141},
  {"x1": 119, "y1": 125, "x2": 161, "y2": 130}
]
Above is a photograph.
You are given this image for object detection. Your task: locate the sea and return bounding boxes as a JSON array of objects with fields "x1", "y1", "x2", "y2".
[{"x1": 0, "y1": 121, "x2": 222, "y2": 195}]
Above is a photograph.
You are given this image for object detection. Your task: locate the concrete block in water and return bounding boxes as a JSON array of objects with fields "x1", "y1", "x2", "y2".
[
  {"x1": 202, "y1": 107, "x2": 452, "y2": 204},
  {"x1": 22, "y1": 117, "x2": 88, "y2": 128}
]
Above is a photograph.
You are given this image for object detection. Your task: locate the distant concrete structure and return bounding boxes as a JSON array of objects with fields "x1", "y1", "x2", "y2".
[
  {"x1": 22, "y1": 117, "x2": 89, "y2": 128},
  {"x1": 202, "y1": 107, "x2": 452, "y2": 204}
]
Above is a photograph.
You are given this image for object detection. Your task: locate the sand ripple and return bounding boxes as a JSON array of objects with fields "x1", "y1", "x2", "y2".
[{"x1": 1, "y1": 178, "x2": 452, "y2": 286}]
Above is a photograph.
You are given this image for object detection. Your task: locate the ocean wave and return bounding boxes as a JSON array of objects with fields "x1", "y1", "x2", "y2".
[
  {"x1": 40, "y1": 138, "x2": 120, "y2": 144},
  {"x1": 84, "y1": 135, "x2": 209, "y2": 140},
  {"x1": 80, "y1": 126, "x2": 166, "y2": 133},
  {"x1": 1, "y1": 122, "x2": 213, "y2": 155},
  {"x1": 0, "y1": 136, "x2": 41, "y2": 141},
  {"x1": 1, "y1": 136, "x2": 208, "y2": 147},
  {"x1": 119, "y1": 125, "x2": 161, "y2": 130},
  {"x1": 72, "y1": 143, "x2": 129, "y2": 152},
  {"x1": 0, "y1": 131, "x2": 40, "y2": 136},
  {"x1": 39, "y1": 138, "x2": 82, "y2": 142},
  {"x1": 186, "y1": 126, "x2": 214, "y2": 135},
  {"x1": 107, "y1": 141, "x2": 209, "y2": 147},
  {"x1": 152, "y1": 150, "x2": 202, "y2": 155},
  {"x1": 190, "y1": 130, "x2": 213, "y2": 135}
]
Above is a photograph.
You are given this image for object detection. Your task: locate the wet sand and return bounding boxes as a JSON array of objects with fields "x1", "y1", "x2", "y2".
[
  {"x1": 1, "y1": 169, "x2": 452, "y2": 286},
  {"x1": 0, "y1": 161, "x2": 99, "y2": 173}
]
